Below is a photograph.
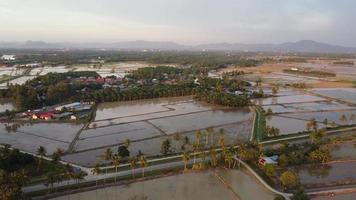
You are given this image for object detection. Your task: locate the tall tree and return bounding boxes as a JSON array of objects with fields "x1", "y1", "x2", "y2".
[{"x1": 36, "y1": 146, "x2": 46, "y2": 172}]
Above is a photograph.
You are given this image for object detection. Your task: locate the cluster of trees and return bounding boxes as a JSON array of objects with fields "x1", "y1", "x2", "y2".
[
  {"x1": 0, "y1": 145, "x2": 74, "y2": 198},
  {"x1": 4, "y1": 50, "x2": 261, "y2": 70},
  {"x1": 195, "y1": 91, "x2": 250, "y2": 107},
  {"x1": 283, "y1": 69, "x2": 336, "y2": 78},
  {"x1": 81, "y1": 82, "x2": 196, "y2": 103},
  {"x1": 0, "y1": 71, "x2": 99, "y2": 110},
  {"x1": 127, "y1": 66, "x2": 185, "y2": 81},
  {"x1": 195, "y1": 77, "x2": 252, "y2": 107},
  {"x1": 266, "y1": 126, "x2": 280, "y2": 137}
]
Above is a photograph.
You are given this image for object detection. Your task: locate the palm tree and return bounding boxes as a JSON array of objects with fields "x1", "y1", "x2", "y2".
[
  {"x1": 181, "y1": 136, "x2": 190, "y2": 151},
  {"x1": 129, "y1": 156, "x2": 137, "y2": 179},
  {"x1": 218, "y1": 132, "x2": 225, "y2": 149},
  {"x1": 124, "y1": 139, "x2": 131, "y2": 148},
  {"x1": 101, "y1": 148, "x2": 113, "y2": 184},
  {"x1": 46, "y1": 171, "x2": 62, "y2": 193},
  {"x1": 205, "y1": 127, "x2": 214, "y2": 146},
  {"x1": 340, "y1": 114, "x2": 348, "y2": 125},
  {"x1": 173, "y1": 133, "x2": 182, "y2": 153},
  {"x1": 36, "y1": 146, "x2": 46, "y2": 172},
  {"x1": 195, "y1": 131, "x2": 202, "y2": 146},
  {"x1": 192, "y1": 142, "x2": 200, "y2": 166},
  {"x1": 209, "y1": 149, "x2": 217, "y2": 167},
  {"x1": 224, "y1": 151, "x2": 234, "y2": 169},
  {"x1": 45, "y1": 172, "x2": 56, "y2": 193},
  {"x1": 112, "y1": 155, "x2": 121, "y2": 183},
  {"x1": 310, "y1": 129, "x2": 325, "y2": 145},
  {"x1": 91, "y1": 163, "x2": 101, "y2": 187},
  {"x1": 139, "y1": 156, "x2": 148, "y2": 178},
  {"x1": 182, "y1": 151, "x2": 191, "y2": 171},
  {"x1": 307, "y1": 118, "x2": 318, "y2": 132}
]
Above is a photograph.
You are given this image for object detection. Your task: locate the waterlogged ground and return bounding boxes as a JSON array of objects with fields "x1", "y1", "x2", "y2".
[
  {"x1": 312, "y1": 193, "x2": 356, "y2": 200},
  {"x1": 266, "y1": 115, "x2": 326, "y2": 135},
  {"x1": 51, "y1": 169, "x2": 276, "y2": 200},
  {"x1": 61, "y1": 97, "x2": 253, "y2": 166},
  {"x1": 64, "y1": 120, "x2": 252, "y2": 166},
  {"x1": 296, "y1": 162, "x2": 356, "y2": 187},
  {"x1": 311, "y1": 88, "x2": 356, "y2": 104},
  {"x1": 0, "y1": 122, "x2": 84, "y2": 154},
  {"x1": 257, "y1": 88, "x2": 356, "y2": 136}
]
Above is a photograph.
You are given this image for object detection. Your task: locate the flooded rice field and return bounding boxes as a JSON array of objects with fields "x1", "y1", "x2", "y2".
[
  {"x1": 51, "y1": 169, "x2": 275, "y2": 200},
  {"x1": 65, "y1": 121, "x2": 253, "y2": 166},
  {"x1": 312, "y1": 193, "x2": 356, "y2": 200},
  {"x1": 253, "y1": 94, "x2": 325, "y2": 106},
  {"x1": 279, "y1": 110, "x2": 356, "y2": 126},
  {"x1": 0, "y1": 122, "x2": 84, "y2": 154},
  {"x1": 329, "y1": 143, "x2": 356, "y2": 160},
  {"x1": 149, "y1": 109, "x2": 251, "y2": 135},
  {"x1": 266, "y1": 115, "x2": 326, "y2": 135},
  {"x1": 297, "y1": 162, "x2": 356, "y2": 186},
  {"x1": 91, "y1": 97, "x2": 213, "y2": 127},
  {"x1": 311, "y1": 88, "x2": 356, "y2": 104}
]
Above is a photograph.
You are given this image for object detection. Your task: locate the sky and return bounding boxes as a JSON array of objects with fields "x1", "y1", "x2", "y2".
[{"x1": 0, "y1": 0, "x2": 355, "y2": 46}]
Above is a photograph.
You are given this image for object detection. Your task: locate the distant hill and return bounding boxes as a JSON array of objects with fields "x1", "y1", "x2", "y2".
[
  {"x1": 1, "y1": 40, "x2": 356, "y2": 53},
  {"x1": 196, "y1": 40, "x2": 356, "y2": 53}
]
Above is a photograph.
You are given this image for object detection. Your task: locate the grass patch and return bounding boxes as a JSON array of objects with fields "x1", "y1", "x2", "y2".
[{"x1": 254, "y1": 106, "x2": 266, "y2": 142}]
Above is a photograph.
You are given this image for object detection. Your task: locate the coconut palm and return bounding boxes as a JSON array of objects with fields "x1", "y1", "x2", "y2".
[
  {"x1": 129, "y1": 156, "x2": 138, "y2": 179},
  {"x1": 101, "y1": 148, "x2": 113, "y2": 184},
  {"x1": 124, "y1": 139, "x2": 131, "y2": 147},
  {"x1": 205, "y1": 127, "x2": 214, "y2": 146},
  {"x1": 36, "y1": 146, "x2": 46, "y2": 172},
  {"x1": 112, "y1": 155, "x2": 121, "y2": 183},
  {"x1": 209, "y1": 149, "x2": 218, "y2": 167},
  {"x1": 307, "y1": 118, "x2": 318, "y2": 132},
  {"x1": 340, "y1": 114, "x2": 348, "y2": 125},
  {"x1": 224, "y1": 151, "x2": 234, "y2": 169},
  {"x1": 195, "y1": 131, "x2": 202, "y2": 146},
  {"x1": 182, "y1": 151, "x2": 191, "y2": 171},
  {"x1": 91, "y1": 163, "x2": 101, "y2": 187},
  {"x1": 139, "y1": 155, "x2": 148, "y2": 178},
  {"x1": 173, "y1": 132, "x2": 182, "y2": 152},
  {"x1": 218, "y1": 132, "x2": 225, "y2": 149}
]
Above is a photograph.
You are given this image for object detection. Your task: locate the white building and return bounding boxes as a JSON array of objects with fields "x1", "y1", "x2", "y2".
[{"x1": 1, "y1": 55, "x2": 16, "y2": 61}]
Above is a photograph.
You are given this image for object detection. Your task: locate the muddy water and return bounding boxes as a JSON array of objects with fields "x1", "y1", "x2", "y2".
[
  {"x1": 312, "y1": 88, "x2": 356, "y2": 104},
  {"x1": 296, "y1": 162, "x2": 356, "y2": 185},
  {"x1": 329, "y1": 143, "x2": 356, "y2": 160},
  {"x1": 312, "y1": 193, "x2": 356, "y2": 200},
  {"x1": 266, "y1": 116, "x2": 326, "y2": 135},
  {"x1": 51, "y1": 169, "x2": 275, "y2": 200}
]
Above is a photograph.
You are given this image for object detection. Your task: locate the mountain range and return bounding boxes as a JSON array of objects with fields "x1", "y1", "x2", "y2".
[{"x1": 1, "y1": 40, "x2": 356, "y2": 54}]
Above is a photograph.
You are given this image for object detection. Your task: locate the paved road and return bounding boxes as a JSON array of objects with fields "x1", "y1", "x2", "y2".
[{"x1": 23, "y1": 159, "x2": 187, "y2": 193}]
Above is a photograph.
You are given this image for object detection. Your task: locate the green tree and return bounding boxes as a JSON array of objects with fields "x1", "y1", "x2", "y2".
[
  {"x1": 280, "y1": 170, "x2": 299, "y2": 189},
  {"x1": 291, "y1": 187, "x2": 310, "y2": 200},
  {"x1": 139, "y1": 155, "x2": 148, "y2": 178},
  {"x1": 264, "y1": 164, "x2": 276, "y2": 177},
  {"x1": 182, "y1": 151, "x2": 191, "y2": 171},
  {"x1": 36, "y1": 146, "x2": 46, "y2": 172},
  {"x1": 160, "y1": 139, "x2": 171, "y2": 155},
  {"x1": 308, "y1": 148, "x2": 331, "y2": 164},
  {"x1": 91, "y1": 163, "x2": 101, "y2": 187},
  {"x1": 129, "y1": 156, "x2": 137, "y2": 179},
  {"x1": 112, "y1": 155, "x2": 121, "y2": 183},
  {"x1": 118, "y1": 145, "x2": 130, "y2": 158}
]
